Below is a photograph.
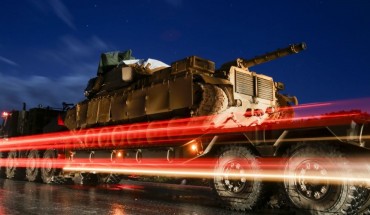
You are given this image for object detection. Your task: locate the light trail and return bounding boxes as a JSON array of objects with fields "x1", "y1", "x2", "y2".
[
  {"x1": 62, "y1": 166, "x2": 370, "y2": 185},
  {"x1": 0, "y1": 98, "x2": 369, "y2": 190},
  {"x1": 2, "y1": 156, "x2": 370, "y2": 186},
  {"x1": 1, "y1": 109, "x2": 368, "y2": 153},
  {"x1": 291, "y1": 102, "x2": 333, "y2": 109},
  {"x1": 0, "y1": 116, "x2": 214, "y2": 151}
]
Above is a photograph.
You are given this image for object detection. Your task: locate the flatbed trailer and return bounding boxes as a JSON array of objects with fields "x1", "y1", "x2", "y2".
[{"x1": 1, "y1": 43, "x2": 370, "y2": 214}]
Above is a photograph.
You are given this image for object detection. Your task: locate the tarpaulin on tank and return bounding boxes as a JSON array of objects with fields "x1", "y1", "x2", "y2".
[
  {"x1": 122, "y1": 58, "x2": 170, "y2": 74},
  {"x1": 97, "y1": 50, "x2": 135, "y2": 75}
]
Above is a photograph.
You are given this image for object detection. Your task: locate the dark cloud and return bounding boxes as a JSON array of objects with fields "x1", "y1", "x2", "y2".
[
  {"x1": 49, "y1": 0, "x2": 75, "y2": 29},
  {"x1": 43, "y1": 35, "x2": 109, "y2": 68},
  {"x1": 0, "y1": 35, "x2": 111, "y2": 111},
  {"x1": 0, "y1": 73, "x2": 88, "y2": 111},
  {"x1": 0, "y1": 56, "x2": 18, "y2": 67},
  {"x1": 29, "y1": 0, "x2": 76, "y2": 29}
]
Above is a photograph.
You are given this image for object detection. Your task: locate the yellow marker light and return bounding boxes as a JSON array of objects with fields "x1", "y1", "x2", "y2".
[
  {"x1": 117, "y1": 151, "x2": 123, "y2": 157},
  {"x1": 115, "y1": 150, "x2": 124, "y2": 158},
  {"x1": 191, "y1": 144, "x2": 198, "y2": 152},
  {"x1": 188, "y1": 139, "x2": 203, "y2": 155}
]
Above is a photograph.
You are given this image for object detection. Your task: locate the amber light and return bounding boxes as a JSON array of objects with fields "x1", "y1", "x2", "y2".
[
  {"x1": 188, "y1": 139, "x2": 203, "y2": 155},
  {"x1": 114, "y1": 150, "x2": 124, "y2": 159},
  {"x1": 1, "y1": 111, "x2": 10, "y2": 118},
  {"x1": 191, "y1": 144, "x2": 197, "y2": 151},
  {"x1": 117, "y1": 151, "x2": 123, "y2": 158}
]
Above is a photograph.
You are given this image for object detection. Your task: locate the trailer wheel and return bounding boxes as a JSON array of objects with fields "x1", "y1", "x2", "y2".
[
  {"x1": 74, "y1": 173, "x2": 99, "y2": 185},
  {"x1": 5, "y1": 150, "x2": 25, "y2": 180},
  {"x1": 41, "y1": 149, "x2": 60, "y2": 184},
  {"x1": 0, "y1": 152, "x2": 7, "y2": 178},
  {"x1": 357, "y1": 190, "x2": 370, "y2": 215},
  {"x1": 26, "y1": 149, "x2": 42, "y2": 182},
  {"x1": 283, "y1": 144, "x2": 365, "y2": 214},
  {"x1": 213, "y1": 146, "x2": 264, "y2": 211},
  {"x1": 356, "y1": 162, "x2": 370, "y2": 215}
]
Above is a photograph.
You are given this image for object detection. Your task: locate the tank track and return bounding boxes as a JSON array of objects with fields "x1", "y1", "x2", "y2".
[{"x1": 193, "y1": 83, "x2": 228, "y2": 116}]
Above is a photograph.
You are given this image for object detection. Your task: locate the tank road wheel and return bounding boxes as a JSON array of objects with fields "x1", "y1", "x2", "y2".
[
  {"x1": 98, "y1": 173, "x2": 122, "y2": 184},
  {"x1": 26, "y1": 149, "x2": 42, "y2": 182},
  {"x1": 6, "y1": 150, "x2": 25, "y2": 180},
  {"x1": 193, "y1": 83, "x2": 228, "y2": 116},
  {"x1": 41, "y1": 149, "x2": 60, "y2": 184},
  {"x1": 283, "y1": 144, "x2": 365, "y2": 214},
  {"x1": 213, "y1": 146, "x2": 264, "y2": 211}
]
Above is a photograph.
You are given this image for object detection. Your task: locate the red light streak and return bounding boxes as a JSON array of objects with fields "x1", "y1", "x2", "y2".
[
  {"x1": 1, "y1": 157, "x2": 369, "y2": 186},
  {"x1": 0, "y1": 109, "x2": 369, "y2": 153},
  {"x1": 0, "y1": 98, "x2": 369, "y2": 189},
  {"x1": 291, "y1": 102, "x2": 333, "y2": 109}
]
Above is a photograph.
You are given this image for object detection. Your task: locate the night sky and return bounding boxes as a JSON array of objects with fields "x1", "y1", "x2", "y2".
[{"x1": 0, "y1": 0, "x2": 369, "y2": 111}]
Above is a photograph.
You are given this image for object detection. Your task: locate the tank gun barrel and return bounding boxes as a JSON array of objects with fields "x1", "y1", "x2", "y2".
[{"x1": 220, "y1": 42, "x2": 307, "y2": 70}]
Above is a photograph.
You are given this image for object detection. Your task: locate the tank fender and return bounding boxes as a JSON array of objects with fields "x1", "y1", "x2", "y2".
[{"x1": 196, "y1": 74, "x2": 232, "y2": 86}]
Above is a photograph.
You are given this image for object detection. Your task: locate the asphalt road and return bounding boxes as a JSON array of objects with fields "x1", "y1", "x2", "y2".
[{"x1": 0, "y1": 179, "x2": 296, "y2": 215}]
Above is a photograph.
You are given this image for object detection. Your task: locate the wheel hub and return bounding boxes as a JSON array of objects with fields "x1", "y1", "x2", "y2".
[
  {"x1": 222, "y1": 160, "x2": 248, "y2": 193},
  {"x1": 295, "y1": 160, "x2": 330, "y2": 200}
]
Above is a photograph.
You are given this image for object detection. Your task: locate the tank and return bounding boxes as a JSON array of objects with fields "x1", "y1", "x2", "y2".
[{"x1": 64, "y1": 43, "x2": 306, "y2": 130}]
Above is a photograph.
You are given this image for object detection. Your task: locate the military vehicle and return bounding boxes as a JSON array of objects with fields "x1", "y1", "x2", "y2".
[{"x1": 1, "y1": 43, "x2": 370, "y2": 215}]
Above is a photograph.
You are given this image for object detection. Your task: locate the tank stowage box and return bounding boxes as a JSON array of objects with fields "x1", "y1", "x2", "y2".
[{"x1": 171, "y1": 56, "x2": 215, "y2": 74}]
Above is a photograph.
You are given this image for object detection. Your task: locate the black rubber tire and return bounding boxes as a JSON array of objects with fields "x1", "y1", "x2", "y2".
[
  {"x1": 0, "y1": 152, "x2": 7, "y2": 178},
  {"x1": 41, "y1": 149, "x2": 60, "y2": 184},
  {"x1": 51, "y1": 176, "x2": 74, "y2": 185},
  {"x1": 193, "y1": 83, "x2": 228, "y2": 116},
  {"x1": 213, "y1": 145, "x2": 264, "y2": 211},
  {"x1": 5, "y1": 150, "x2": 25, "y2": 180},
  {"x1": 357, "y1": 190, "x2": 370, "y2": 215},
  {"x1": 97, "y1": 173, "x2": 122, "y2": 184},
  {"x1": 283, "y1": 143, "x2": 365, "y2": 214},
  {"x1": 357, "y1": 162, "x2": 370, "y2": 215},
  {"x1": 25, "y1": 149, "x2": 42, "y2": 182},
  {"x1": 74, "y1": 173, "x2": 99, "y2": 185}
]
